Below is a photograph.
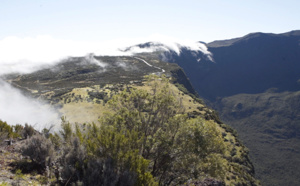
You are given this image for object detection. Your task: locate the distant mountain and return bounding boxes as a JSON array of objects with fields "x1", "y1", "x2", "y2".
[
  {"x1": 129, "y1": 31, "x2": 300, "y2": 185},
  {"x1": 206, "y1": 31, "x2": 300, "y2": 99}
]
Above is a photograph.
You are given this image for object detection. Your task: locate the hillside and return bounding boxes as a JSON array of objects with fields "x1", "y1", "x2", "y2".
[
  {"x1": 0, "y1": 55, "x2": 259, "y2": 185},
  {"x1": 3, "y1": 55, "x2": 198, "y2": 124},
  {"x1": 206, "y1": 31, "x2": 300, "y2": 99},
  {"x1": 215, "y1": 91, "x2": 300, "y2": 186},
  {"x1": 131, "y1": 31, "x2": 300, "y2": 185},
  {"x1": 207, "y1": 31, "x2": 300, "y2": 186}
]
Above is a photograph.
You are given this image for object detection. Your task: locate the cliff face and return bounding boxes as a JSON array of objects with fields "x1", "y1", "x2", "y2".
[{"x1": 206, "y1": 31, "x2": 300, "y2": 99}]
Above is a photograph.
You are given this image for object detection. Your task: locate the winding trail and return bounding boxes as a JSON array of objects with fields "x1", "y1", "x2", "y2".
[{"x1": 133, "y1": 57, "x2": 165, "y2": 73}]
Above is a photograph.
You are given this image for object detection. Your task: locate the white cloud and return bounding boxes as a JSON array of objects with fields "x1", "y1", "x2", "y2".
[
  {"x1": 0, "y1": 80, "x2": 61, "y2": 130},
  {"x1": 0, "y1": 34, "x2": 212, "y2": 75}
]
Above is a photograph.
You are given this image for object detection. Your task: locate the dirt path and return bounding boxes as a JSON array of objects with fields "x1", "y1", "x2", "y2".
[{"x1": 133, "y1": 57, "x2": 165, "y2": 73}]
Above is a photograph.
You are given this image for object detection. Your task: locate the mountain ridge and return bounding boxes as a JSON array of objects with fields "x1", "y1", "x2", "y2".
[
  {"x1": 0, "y1": 55, "x2": 259, "y2": 185},
  {"x1": 208, "y1": 30, "x2": 300, "y2": 48}
]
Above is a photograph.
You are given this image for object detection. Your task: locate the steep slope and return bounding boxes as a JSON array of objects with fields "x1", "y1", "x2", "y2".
[
  {"x1": 130, "y1": 31, "x2": 300, "y2": 185},
  {"x1": 206, "y1": 31, "x2": 300, "y2": 186},
  {"x1": 1, "y1": 55, "x2": 259, "y2": 185},
  {"x1": 206, "y1": 31, "x2": 300, "y2": 99}
]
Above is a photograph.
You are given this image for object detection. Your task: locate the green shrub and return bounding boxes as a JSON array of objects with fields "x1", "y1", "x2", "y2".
[
  {"x1": 21, "y1": 134, "x2": 54, "y2": 171},
  {"x1": 23, "y1": 123, "x2": 35, "y2": 139},
  {"x1": 0, "y1": 120, "x2": 13, "y2": 140}
]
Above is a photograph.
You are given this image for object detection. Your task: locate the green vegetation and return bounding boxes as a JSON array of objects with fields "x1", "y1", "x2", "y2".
[
  {"x1": 1, "y1": 75, "x2": 259, "y2": 185},
  {"x1": 0, "y1": 120, "x2": 30, "y2": 141},
  {"x1": 21, "y1": 133, "x2": 55, "y2": 171},
  {"x1": 0, "y1": 182, "x2": 10, "y2": 186},
  {"x1": 217, "y1": 91, "x2": 300, "y2": 185}
]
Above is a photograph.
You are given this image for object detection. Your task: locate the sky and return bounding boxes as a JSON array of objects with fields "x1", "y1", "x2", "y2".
[
  {"x1": 0, "y1": 0, "x2": 299, "y2": 127},
  {"x1": 1, "y1": 0, "x2": 299, "y2": 43}
]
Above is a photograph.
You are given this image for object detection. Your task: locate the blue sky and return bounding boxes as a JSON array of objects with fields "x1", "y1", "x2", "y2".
[
  {"x1": 0, "y1": 0, "x2": 299, "y2": 126},
  {"x1": 1, "y1": 0, "x2": 299, "y2": 43}
]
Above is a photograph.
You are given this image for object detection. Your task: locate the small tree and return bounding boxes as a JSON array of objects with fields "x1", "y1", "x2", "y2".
[
  {"x1": 0, "y1": 120, "x2": 13, "y2": 141},
  {"x1": 23, "y1": 123, "x2": 35, "y2": 139}
]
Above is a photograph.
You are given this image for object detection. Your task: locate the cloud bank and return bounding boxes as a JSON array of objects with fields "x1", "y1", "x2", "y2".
[
  {"x1": 0, "y1": 80, "x2": 61, "y2": 129},
  {"x1": 0, "y1": 34, "x2": 212, "y2": 75}
]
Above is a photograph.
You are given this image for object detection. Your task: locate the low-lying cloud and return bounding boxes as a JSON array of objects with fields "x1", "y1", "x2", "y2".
[
  {"x1": 0, "y1": 80, "x2": 61, "y2": 130},
  {"x1": 0, "y1": 34, "x2": 212, "y2": 75},
  {"x1": 83, "y1": 54, "x2": 107, "y2": 68},
  {"x1": 0, "y1": 35, "x2": 114, "y2": 75}
]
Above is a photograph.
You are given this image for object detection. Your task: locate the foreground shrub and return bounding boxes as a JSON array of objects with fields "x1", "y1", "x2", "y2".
[
  {"x1": 23, "y1": 123, "x2": 36, "y2": 139},
  {"x1": 59, "y1": 136, "x2": 87, "y2": 184},
  {"x1": 83, "y1": 158, "x2": 137, "y2": 186},
  {"x1": 20, "y1": 134, "x2": 54, "y2": 171}
]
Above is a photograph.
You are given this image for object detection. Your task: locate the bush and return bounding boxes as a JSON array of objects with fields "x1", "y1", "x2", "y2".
[
  {"x1": 58, "y1": 133, "x2": 140, "y2": 186},
  {"x1": 23, "y1": 124, "x2": 35, "y2": 139},
  {"x1": 14, "y1": 124, "x2": 24, "y2": 137},
  {"x1": 21, "y1": 134, "x2": 54, "y2": 171},
  {"x1": 0, "y1": 120, "x2": 13, "y2": 141},
  {"x1": 83, "y1": 158, "x2": 137, "y2": 186},
  {"x1": 59, "y1": 136, "x2": 87, "y2": 184}
]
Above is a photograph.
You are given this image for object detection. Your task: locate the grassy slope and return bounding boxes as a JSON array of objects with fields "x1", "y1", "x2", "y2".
[
  {"x1": 0, "y1": 78, "x2": 259, "y2": 185},
  {"x1": 54, "y1": 78, "x2": 259, "y2": 185},
  {"x1": 58, "y1": 81, "x2": 205, "y2": 125}
]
